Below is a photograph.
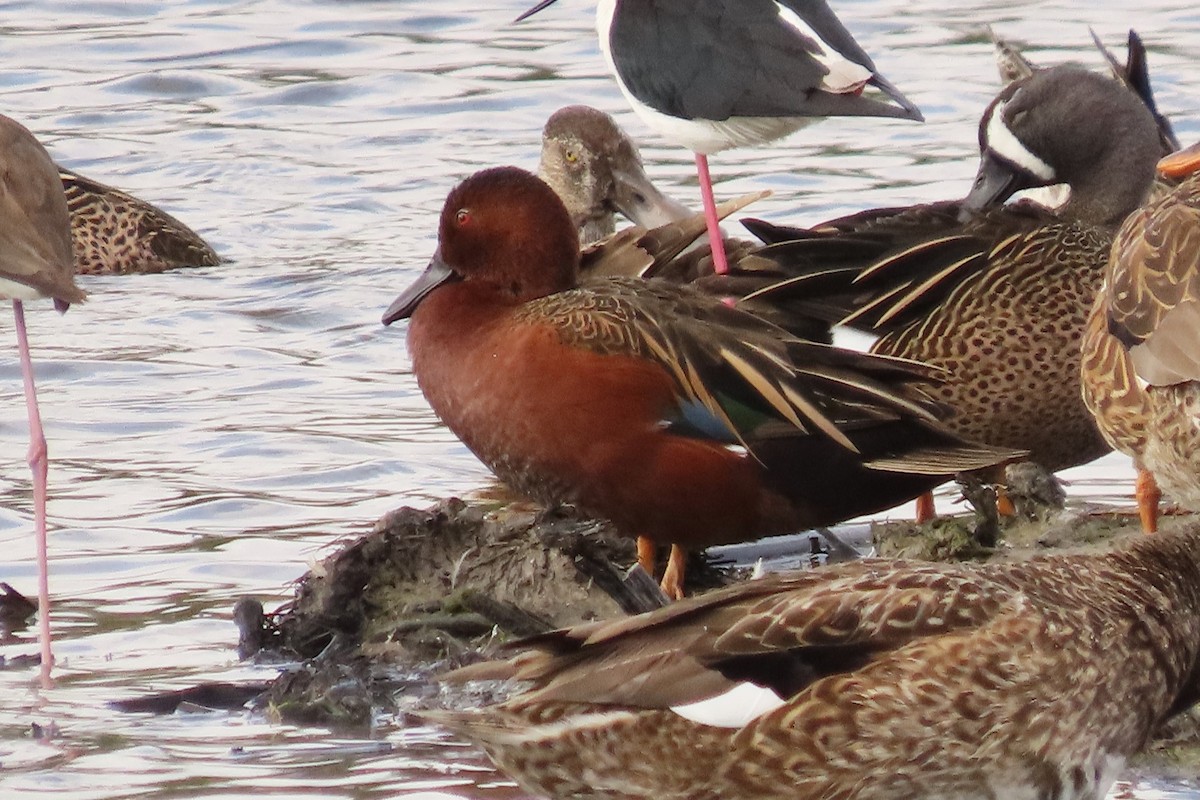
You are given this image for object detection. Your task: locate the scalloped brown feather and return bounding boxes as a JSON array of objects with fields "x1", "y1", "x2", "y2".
[{"x1": 59, "y1": 167, "x2": 219, "y2": 276}]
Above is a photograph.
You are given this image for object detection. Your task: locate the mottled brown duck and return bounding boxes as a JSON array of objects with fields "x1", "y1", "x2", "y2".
[
  {"x1": 423, "y1": 522, "x2": 1200, "y2": 800},
  {"x1": 0, "y1": 116, "x2": 86, "y2": 686},
  {"x1": 744, "y1": 62, "x2": 1168, "y2": 523},
  {"x1": 59, "y1": 166, "x2": 219, "y2": 275},
  {"x1": 1081, "y1": 140, "x2": 1200, "y2": 533}
]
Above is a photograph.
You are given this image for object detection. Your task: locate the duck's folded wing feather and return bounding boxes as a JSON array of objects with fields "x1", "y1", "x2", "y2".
[
  {"x1": 447, "y1": 564, "x2": 1024, "y2": 712},
  {"x1": 1106, "y1": 186, "x2": 1200, "y2": 385}
]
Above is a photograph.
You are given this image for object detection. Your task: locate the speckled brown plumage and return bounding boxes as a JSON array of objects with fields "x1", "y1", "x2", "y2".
[
  {"x1": 59, "y1": 167, "x2": 219, "y2": 275},
  {"x1": 423, "y1": 524, "x2": 1200, "y2": 800},
  {"x1": 1082, "y1": 141, "x2": 1200, "y2": 510},
  {"x1": 870, "y1": 214, "x2": 1115, "y2": 473}
]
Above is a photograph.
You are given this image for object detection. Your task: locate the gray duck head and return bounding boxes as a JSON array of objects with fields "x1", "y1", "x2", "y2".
[
  {"x1": 964, "y1": 65, "x2": 1162, "y2": 226},
  {"x1": 537, "y1": 105, "x2": 692, "y2": 244}
]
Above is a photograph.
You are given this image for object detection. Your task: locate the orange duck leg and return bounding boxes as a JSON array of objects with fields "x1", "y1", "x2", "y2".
[
  {"x1": 995, "y1": 485, "x2": 1017, "y2": 518},
  {"x1": 660, "y1": 545, "x2": 687, "y2": 601},
  {"x1": 914, "y1": 492, "x2": 936, "y2": 524},
  {"x1": 1136, "y1": 467, "x2": 1161, "y2": 534},
  {"x1": 636, "y1": 535, "x2": 657, "y2": 578}
]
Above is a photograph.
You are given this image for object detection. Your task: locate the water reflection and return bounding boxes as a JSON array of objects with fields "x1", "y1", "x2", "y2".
[{"x1": 0, "y1": 0, "x2": 1198, "y2": 797}]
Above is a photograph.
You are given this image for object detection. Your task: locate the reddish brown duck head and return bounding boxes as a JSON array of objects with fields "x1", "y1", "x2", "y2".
[{"x1": 383, "y1": 166, "x2": 580, "y2": 324}]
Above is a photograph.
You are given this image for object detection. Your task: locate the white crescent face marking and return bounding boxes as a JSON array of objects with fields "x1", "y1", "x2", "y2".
[
  {"x1": 774, "y1": 3, "x2": 871, "y2": 93},
  {"x1": 986, "y1": 99, "x2": 1056, "y2": 182},
  {"x1": 670, "y1": 680, "x2": 787, "y2": 728}
]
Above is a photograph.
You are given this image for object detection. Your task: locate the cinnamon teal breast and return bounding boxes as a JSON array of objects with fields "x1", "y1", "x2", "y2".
[{"x1": 381, "y1": 166, "x2": 1021, "y2": 597}]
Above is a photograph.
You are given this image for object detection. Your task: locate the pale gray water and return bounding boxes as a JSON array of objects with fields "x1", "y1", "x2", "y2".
[{"x1": 0, "y1": 0, "x2": 1198, "y2": 797}]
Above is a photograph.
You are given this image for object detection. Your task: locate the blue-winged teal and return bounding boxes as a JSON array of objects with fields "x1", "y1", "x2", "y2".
[{"x1": 744, "y1": 61, "x2": 1168, "y2": 523}]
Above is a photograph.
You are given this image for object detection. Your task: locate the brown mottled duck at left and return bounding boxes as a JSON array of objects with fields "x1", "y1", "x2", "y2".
[{"x1": 58, "y1": 166, "x2": 219, "y2": 275}]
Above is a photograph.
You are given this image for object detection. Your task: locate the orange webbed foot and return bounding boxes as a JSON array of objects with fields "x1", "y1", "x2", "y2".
[
  {"x1": 660, "y1": 544, "x2": 687, "y2": 601},
  {"x1": 1136, "y1": 467, "x2": 1161, "y2": 534},
  {"x1": 995, "y1": 486, "x2": 1016, "y2": 518}
]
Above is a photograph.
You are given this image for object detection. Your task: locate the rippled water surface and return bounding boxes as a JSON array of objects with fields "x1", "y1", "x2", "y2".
[{"x1": 1, "y1": 0, "x2": 1199, "y2": 797}]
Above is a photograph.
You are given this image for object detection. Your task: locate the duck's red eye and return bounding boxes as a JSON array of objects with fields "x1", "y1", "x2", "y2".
[{"x1": 455, "y1": 209, "x2": 471, "y2": 226}]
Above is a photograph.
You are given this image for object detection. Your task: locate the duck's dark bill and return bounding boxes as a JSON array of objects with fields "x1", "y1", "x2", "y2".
[
  {"x1": 514, "y1": 0, "x2": 560, "y2": 23},
  {"x1": 382, "y1": 253, "x2": 457, "y2": 325},
  {"x1": 611, "y1": 168, "x2": 694, "y2": 230},
  {"x1": 960, "y1": 152, "x2": 1029, "y2": 218}
]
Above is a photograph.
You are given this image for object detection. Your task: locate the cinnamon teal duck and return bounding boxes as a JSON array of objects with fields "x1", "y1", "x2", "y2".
[
  {"x1": 381, "y1": 166, "x2": 1021, "y2": 598},
  {"x1": 743, "y1": 61, "x2": 1168, "y2": 524},
  {"x1": 422, "y1": 521, "x2": 1200, "y2": 799},
  {"x1": 515, "y1": 0, "x2": 922, "y2": 276},
  {"x1": 1081, "y1": 140, "x2": 1200, "y2": 533},
  {"x1": 59, "y1": 166, "x2": 219, "y2": 275},
  {"x1": 0, "y1": 116, "x2": 87, "y2": 686}
]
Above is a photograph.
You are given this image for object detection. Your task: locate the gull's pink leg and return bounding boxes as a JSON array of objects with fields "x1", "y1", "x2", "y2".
[
  {"x1": 694, "y1": 153, "x2": 730, "y2": 275},
  {"x1": 14, "y1": 300, "x2": 53, "y2": 686}
]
